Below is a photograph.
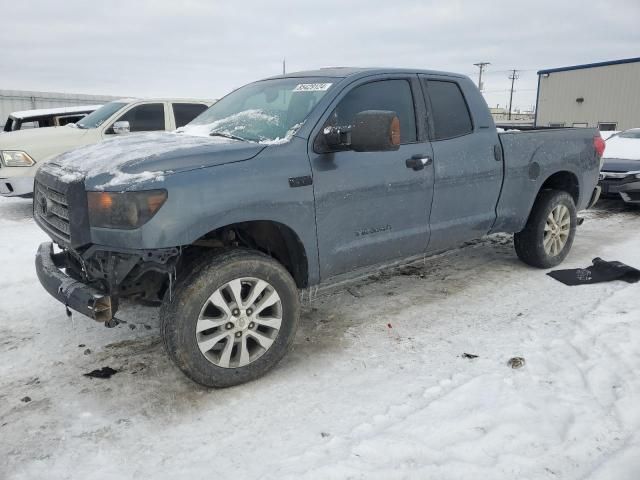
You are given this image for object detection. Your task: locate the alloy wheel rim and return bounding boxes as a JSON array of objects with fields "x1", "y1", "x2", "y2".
[
  {"x1": 543, "y1": 204, "x2": 571, "y2": 256},
  {"x1": 196, "y1": 277, "x2": 282, "y2": 368}
]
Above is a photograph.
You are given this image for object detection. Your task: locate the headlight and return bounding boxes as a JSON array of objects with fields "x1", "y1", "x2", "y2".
[
  {"x1": 87, "y1": 190, "x2": 167, "y2": 229},
  {"x1": 1, "y1": 150, "x2": 35, "y2": 167}
]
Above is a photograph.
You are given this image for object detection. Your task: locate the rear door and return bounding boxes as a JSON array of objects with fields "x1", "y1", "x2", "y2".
[
  {"x1": 309, "y1": 75, "x2": 434, "y2": 281},
  {"x1": 419, "y1": 75, "x2": 503, "y2": 251},
  {"x1": 171, "y1": 102, "x2": 209, "y2": 129}
]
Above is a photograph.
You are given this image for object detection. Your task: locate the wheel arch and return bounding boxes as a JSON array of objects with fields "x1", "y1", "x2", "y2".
[
  {"x1": 537, "y1": 170, "x2": 580, "y2": 205},
  {"x1": 191, "y1": 220, "x2": 310, "y2": 289},
  {"x1": 516, "y1": 170, "x2": 580, "y2": 233}
]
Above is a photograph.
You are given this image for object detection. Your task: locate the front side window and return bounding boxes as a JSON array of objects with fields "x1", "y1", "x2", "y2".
[
  {"x1": 116, "y1": 103, "x2": 165, "y2": 132},
  {"x1": 173, "y1": 103, "x2": 208, "y2": 128},
  {"x1": 425, "y1": 80, "x2": 473, "y2": 140},
  {"x1": 183, "y1": 77, "x2": 334, "y2": 142},
  {"x1": 76, "y1": 101, "x2": 126, "y2": 129},
  {"x1": 326, "y1": 79, "x2": 417, "y2": 144}
]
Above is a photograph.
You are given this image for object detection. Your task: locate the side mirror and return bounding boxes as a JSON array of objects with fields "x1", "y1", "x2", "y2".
[
  {"x1": 322, "y1": 125, "x2": 346, "y2": 149},
  {"x1": 112, "y1": 121, "x2": 130, "y2": 135},
  {"x1": 350, "y1": 110, "x2": 400, "y2": 152}
]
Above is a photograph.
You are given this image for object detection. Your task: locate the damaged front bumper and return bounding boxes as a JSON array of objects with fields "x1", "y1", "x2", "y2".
[
  {"x1": 599, "y1": 174, "x2": 640, "y2": 204},
  {"x1": 35, "y1": 242, "x2": 113, "y2": 322}
]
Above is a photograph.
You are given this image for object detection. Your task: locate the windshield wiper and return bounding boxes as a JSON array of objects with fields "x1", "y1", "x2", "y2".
[{"x1": 209, "y1": 131, "x2": 247, "y2": 141}]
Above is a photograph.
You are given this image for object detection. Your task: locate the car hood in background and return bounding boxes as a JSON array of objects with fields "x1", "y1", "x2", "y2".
[
  {"x1": 0, "y1": 124, "x2": 88, "y2": 149},
  {"x1": 42, "y1": 131, "x2": 267, "y2": 190},
  {"x1": 603, "y1": 136, "x2": 640, "y2": 162},
  {"x1": 601, "y1": 158, "x2": 640, "y2": 173}
]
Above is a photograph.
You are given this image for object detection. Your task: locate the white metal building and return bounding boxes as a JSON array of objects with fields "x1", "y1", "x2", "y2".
[
  {"x1": 0, "y1": 89, "x2": 120, "y2": 129},
  {"x1": 535, "y1": 57, "x2": 640, "y2": 131}
]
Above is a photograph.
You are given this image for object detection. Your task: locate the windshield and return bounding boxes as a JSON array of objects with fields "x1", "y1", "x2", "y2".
[
  {"x1": 76, "y1": 102, "x2": 126, "y2": 129},
  {"x1": 181, "y1": 77, "x2": 335, "y2": 142},
  {"x1": 618, "y1": 129, "x2": 640, "y2": 139}
]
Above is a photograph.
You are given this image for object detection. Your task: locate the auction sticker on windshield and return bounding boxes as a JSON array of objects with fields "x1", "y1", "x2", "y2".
[{"x1": 293, "y1": 83, "x2": 333, "y2": 92}]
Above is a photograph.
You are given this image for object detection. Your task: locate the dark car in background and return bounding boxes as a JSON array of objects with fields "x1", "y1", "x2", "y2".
[{"x1": 599, "y1": 128, "x2": 640, "y2": 205}]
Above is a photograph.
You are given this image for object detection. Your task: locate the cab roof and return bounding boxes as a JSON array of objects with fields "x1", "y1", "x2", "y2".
[
  {"x1": 111, "y1": 98, "x2": 215, "y2": 104},
  {"x1": 265, "y1": 66, "x2": 466, "y2": 81},
  {"x1": 10, "y1": 105, "x2": 103, "y2": 119}
]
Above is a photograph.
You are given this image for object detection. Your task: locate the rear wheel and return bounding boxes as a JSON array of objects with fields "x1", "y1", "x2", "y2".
[
  {"x1": 161, "y1": 249, "x2": 300, "y2": 387},
  {"x1": 514, "y1": 190, "x2": 577, "y2": 268}
]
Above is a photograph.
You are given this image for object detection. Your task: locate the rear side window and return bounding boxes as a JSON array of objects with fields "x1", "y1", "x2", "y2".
[
  {"x1": 117, "y1": 103, "x2": 165, "y2": 132},
  {"x1": 173, "y1": 103, "x2": 208, "y2": 128},
  {"x1": 329, "y1": 79, "x2": 417, "y2": 143},
  {"x1": 425, "y1": 80, "x2": 473, "y2": 140}
]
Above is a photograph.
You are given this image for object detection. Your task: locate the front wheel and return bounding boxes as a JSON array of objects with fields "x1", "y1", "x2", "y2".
[
  {"x1": 160, "y1": 249, "x2": 300, "y2": 387},
  {"x1": 514, "y1": 190, "x2": 577, "y2": 268}
]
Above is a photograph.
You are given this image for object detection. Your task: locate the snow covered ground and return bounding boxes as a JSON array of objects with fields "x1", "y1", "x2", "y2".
[{"x1": 1, "y1": 196, "x2": 639, "y2": 480}]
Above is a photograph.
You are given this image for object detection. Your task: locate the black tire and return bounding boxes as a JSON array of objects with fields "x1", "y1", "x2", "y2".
[
  {"x1": 161, "y1": 249, "x2": 300, "y2": 388},
  {"x1": 514, "y1": 189, "x2": 577, "y2": 268}
]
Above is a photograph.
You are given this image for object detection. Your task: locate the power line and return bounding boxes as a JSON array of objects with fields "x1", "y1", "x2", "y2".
[
  {"x1": 482, "y1": 88, "x2": 537, "y2": 93},
  {"x1": 483, "y1": 68, "x2": 537, "y2": 75},
  {"x1": 473, "y1": 62, "x2": 490, "y2": 92}
]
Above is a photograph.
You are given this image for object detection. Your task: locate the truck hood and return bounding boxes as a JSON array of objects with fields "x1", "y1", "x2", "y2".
[{"x1": 43, "y1": 131, "x2": 267, "y2": 190}]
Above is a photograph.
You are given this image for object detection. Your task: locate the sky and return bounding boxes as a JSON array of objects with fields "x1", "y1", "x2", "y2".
[{"x1": 1, "y1": 0, "x2": 639, "y2": 112}]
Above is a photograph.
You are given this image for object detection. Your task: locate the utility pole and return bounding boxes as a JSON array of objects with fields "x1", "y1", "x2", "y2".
[
  {"x1": 507, "y1": 69, "x2": 519, "y2": 120},
  {"x1": 282, "y1": 58, "x2": 286, "y2": 75},
  {"x1": 473, "y1": 62, "x2": 490, "y2": 92}
]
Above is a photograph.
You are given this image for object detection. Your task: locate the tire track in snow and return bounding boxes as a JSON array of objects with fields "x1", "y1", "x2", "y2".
[
  {"x1": 265, "y1": 264, "x2": 640, "y2": 480},
  {"x1": 260, "y1": 374, "x2": 482, "y2": 479}
]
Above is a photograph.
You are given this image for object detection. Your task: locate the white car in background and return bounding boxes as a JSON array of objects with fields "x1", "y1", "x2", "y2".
[
  {"x1": 0, "y1": 99, "x2": 212, "y2": 197},
  {"x1": 599, "y1": 130, "x2": 619, "y2": 140},
  {"x1": 2, "y1": 105, "x2": 102, "y2": 133},
  {"x1": 598, "y1": 128, "x2": 640, "y2": 205}
]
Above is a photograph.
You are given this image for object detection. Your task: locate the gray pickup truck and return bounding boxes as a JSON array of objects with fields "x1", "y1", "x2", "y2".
[{"x1": 34, "y1": 67, "x2": 604, "y2": 387}]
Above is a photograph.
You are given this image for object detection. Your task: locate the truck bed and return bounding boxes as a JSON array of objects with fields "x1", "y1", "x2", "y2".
[{"x1": 491, "y1": 127, "x2": 600, "y2": 233}]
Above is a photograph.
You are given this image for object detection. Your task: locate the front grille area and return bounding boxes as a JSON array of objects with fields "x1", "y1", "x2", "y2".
[
  {"x1": 34, "y1": 180, "x2": 71, "y2": 244},
  {"x1": 34, "y1": 166, "x2": 92, "y2": 248}
]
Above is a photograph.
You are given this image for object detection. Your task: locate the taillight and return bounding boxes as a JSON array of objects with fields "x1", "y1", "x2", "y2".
[{"x1": 593, "y1": 135, "x2": 606, "y2": 158}]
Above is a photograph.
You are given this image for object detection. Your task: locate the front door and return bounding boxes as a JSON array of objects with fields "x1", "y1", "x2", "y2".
[{"x1": 309, "y1": 77, "x2": 434, "y2": 281}]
